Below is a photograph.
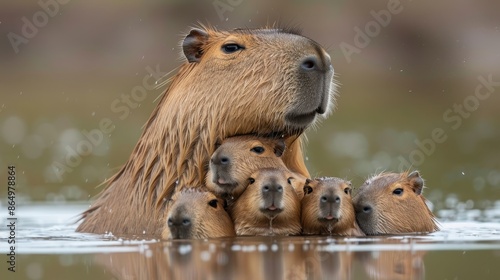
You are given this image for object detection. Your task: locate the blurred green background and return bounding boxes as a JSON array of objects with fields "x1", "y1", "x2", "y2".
[{"x1": 1, "y1": 0, "x2": 499, "y2": 213}]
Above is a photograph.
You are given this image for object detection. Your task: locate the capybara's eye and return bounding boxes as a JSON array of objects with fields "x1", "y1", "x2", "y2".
[
  {"x1": 287, "y1": 177, "x2": 293, "y2": 185},
  {"x1": 208, "y1": 199, "x2": 218, "y2": 208},
  {"x1": 344, "y1": 187, "x2": 351, "y2": 195},
  {"x1": 222, "y1": 43, "x2": 244, "y2": 54},
  {"x1": 250, "y1": 146, "x2": 265, "y2": 154},
  {"x1": 303, "y1": 186, "x2": 313, "y2": 195},
  {"x1": 392, "y1": 188, "x2": 404, "y2": 196},
  {"x1": 248, "y1": 178, "x2": 255, "y2": 184}
]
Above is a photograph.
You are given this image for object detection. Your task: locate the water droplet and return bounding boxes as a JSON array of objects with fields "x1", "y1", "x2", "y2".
[
  {"x1": 462, "y1": 172, "x2": 465, "y2": 175},
  {"x1": 400, "y1": 69, "x2": 404, "y2": 72},
  {"x1": 91, "y1": 112, "x2": 96, "y2": 116},
  {"x1": 271, "y1": 244, "x2": 278, "y2": 252}
]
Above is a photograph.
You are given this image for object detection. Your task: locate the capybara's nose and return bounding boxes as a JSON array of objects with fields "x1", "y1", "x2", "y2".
[
  {"x1": 320, "y1": 195, "x2": 341, "y2": 204},
  {"x1": 300, "y1": 52, "x2": 332, "y2": 73},
  {"x1": 300, "y1": 56, "x2": 319, "y2": 71},
  {"x1": 211, "y1": 152, "x2": 230, "y2": 166},
  {"x1": 262, "y1": 184, "x2": 283, "y2": 194},
  {"x1": 168, "y1": 216, "x2": 191, "y2": 229},
  {"x1": 362, "y1": 205, "x2": 372, "y2": 214}
]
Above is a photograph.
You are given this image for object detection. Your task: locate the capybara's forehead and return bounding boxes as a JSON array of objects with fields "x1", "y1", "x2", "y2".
[
  {"x1": 172, "y1": 187, "x2": 214, "y2": 201},
  {"x1": 368, "y1": 172, "x2": 407, "y2": 189},
  {"x1": 251, "y1": 167, "x2": 289, "y2": 180},
  {"x1": 316, "y1": 177, "x2": 350, "y2": 187},
  {"x1": 221, "y1": 136, "x2": 279, "y2": 147},
  {"x1": 203, "y1": 27, "x2": 318, "y2": 48}
]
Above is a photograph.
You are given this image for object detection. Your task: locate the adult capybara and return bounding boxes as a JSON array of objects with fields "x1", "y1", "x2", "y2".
[
  {"x1": 353, "y1": 171, "x2": 439, "y2": 235},
  {"x1": 206, "y1": 135, "x2": 308, "y2": 203},
  {"x1": 230, "y1": 168, "x2": 302, "y2": 236},
  {"x1": 161, "y1": 188, "x2": 235, "y2": 239},
  {"x1": 301, "y1": 177, "x2": 364, "y2": 236},
  {"x1": 76, "y1": 26, "x2": 335, "y2": 235}
]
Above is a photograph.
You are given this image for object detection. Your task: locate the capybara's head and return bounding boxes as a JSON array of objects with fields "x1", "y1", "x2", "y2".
[
  {"x1": 301, "y1": 177, "x2": 357, "y2": 235},
  {"x1": 178, "y1": 27, "x2": 335, "y2": 135},
  {"x1": 162, "y1": 188, "x2": 235, "y2": 239},
  {"x1": 206, "y1": 135, "x2": 286, "y2": 199},
  {"x1": 353, "y1": 171, "x2": 439, "y2": 235},
  {"x1": 230, "y1": 168, "x2": 302, "y2": 235}
]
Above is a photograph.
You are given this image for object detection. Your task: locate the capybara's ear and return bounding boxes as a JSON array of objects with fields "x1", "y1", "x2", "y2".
[
  {"x1": 408, "y1": 171, "x2": 424, "y2": 195},
  {"x1": 273, "y1": 139, "x2": 286, "y2": 157},
  {"x1": 183, "y1": 28, "x2": 209, "y2": 63},
  {"x1": 305, "y1": 178, "x2": 312, "y2": 184},
  {"x1": 303, "y1": 185, "x2": 313, "y2": 195}
]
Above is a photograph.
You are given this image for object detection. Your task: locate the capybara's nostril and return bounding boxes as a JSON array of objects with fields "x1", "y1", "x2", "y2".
[
  {"x1": 301, "y1": 56, "x2": 318, "y2": 71},
  {"x1": 263, "y1": 185, "x2": 270, "y2": 192},
  {"x1": 334, "y1": 195, "x2": 341, "y2": 203},
  {"x1": 363, "y1": 205, "x2": 372, "y2": 214},
  {"x1": 167, "y1": 218, "x2": 173, "y2": 226},
  {"x1": 277, "y1": 185, "x2": 283, "y2": 193},
  {"x1": 220, "y1": 156, "x2": 230, "y2": 165},
  {"x1": 320, "y1": 196, "x2": 328, "y2": 203},
  {"x1": 182, "y1": 219, "x2": 191, "y2": 226}
]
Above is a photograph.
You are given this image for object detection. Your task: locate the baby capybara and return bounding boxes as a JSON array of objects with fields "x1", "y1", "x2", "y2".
[
  {"x1": 301, "y1": 177, "x2": 364, "y2": 236},
  {"x1": 206, "y1": 135, "x2": 287, "y2": 200},
  {"x1": 206, "y1": 135, "x2": 308, "y2": 203},
  {"x1": 162, "y1": 188, "x2": 235, "y2": 239},
  {"x1": 230, "y1": 168, "x2": 301, "y2": 236},
  {"x1": 353, "y1": 171, "x2": 439, "y2": 235}
]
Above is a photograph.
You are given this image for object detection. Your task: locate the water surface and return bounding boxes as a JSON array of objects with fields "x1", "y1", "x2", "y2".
[{"x1": 1, "y1": 203, "x2": 500, "y2": 280}]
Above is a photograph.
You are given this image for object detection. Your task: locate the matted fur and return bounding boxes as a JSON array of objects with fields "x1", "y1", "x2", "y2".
[
  {"x1": 77, "y1": 26, "x2": 334, "y2": 235},
  {"x1": 206, "y1": 135, "x2": 309, "y2": 201}
]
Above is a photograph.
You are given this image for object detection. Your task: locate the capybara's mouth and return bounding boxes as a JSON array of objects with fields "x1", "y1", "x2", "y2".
[
  {"x1": 284, "y1": 110, "x2": 318, "y2": 129},
  {"x1": 213, "y1": 175, "x2": 238, "y2": 189},
  {"x1": 260, "y1": 207, "x2": 283, "y2": 217},
  {"x1": 319, "y1": 214, "x2": 340, "y2": 223}
]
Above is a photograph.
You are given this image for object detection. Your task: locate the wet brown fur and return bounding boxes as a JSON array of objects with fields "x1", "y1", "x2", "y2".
[
  {"x1": 301, "y1": 177, "x2": 364, "y2": 236},
  {"x1": 206, "y1": 135, "x2": 309, "y2": 202},
  {"x1": 76, "y1": 26, "x2": 334, "y2": 235},
  {"x1": 230, "y1": 168, "x2": 302, "y2": 236},
  {"x1": 353, "y1": 171, "x2": 440, "y2": 235},
  {"x1": 161, "y1": 188, "x2": 235, "y2": 239}
]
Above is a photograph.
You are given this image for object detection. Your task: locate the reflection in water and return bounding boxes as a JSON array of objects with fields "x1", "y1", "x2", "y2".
[
  {"x1": 357, "y1": 248, "x2": 426, "y2": 280},
  {"x1": 5, "y1": 204, "x2": 500, "y2": 279},
  {"x1": 94, "y1": 237, "x2": 427, "y2": 280}
]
